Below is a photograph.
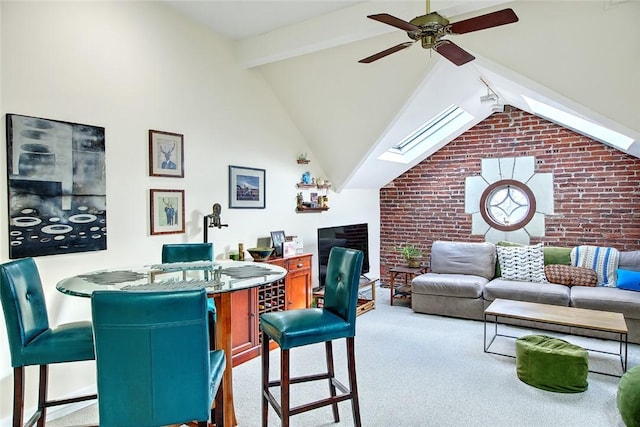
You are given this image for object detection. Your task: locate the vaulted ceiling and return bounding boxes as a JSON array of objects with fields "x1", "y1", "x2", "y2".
[{"x1": 165, "y1": 0, "x2": 640, "y2": 191}]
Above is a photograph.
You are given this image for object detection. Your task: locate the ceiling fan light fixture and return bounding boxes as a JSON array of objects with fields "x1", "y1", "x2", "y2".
[
  {"x1": 491, "y1": 103, "x2": 505, "y2": 113},
  {"x1": 480, "y1": 94, "x2": 498, "y2": 103}
]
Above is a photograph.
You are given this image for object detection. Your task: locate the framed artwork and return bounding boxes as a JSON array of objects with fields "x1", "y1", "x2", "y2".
[
  {"x1": 5, "y1": 113, "x2": 107, "y2": 258},
  {"x1": 150, "y1": 189, "x2": 185, "y2": 235},
  {"x1": 270, "y1": 230, "x2": 286, "y2": 257},
  {"x1": 149, "y1": 130, "x2": 184, "y2": 178},
  {"x1": 229, "y1": 165, "x2": 265, "y2": 209}
]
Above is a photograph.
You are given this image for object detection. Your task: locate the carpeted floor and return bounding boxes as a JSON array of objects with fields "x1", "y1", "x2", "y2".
[{"x1": 47, "y1": 286, "x2": 635, "y2": 426}]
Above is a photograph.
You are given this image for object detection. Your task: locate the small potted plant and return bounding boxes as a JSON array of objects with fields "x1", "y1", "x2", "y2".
[{"x1": 397, "y1": 244, "x2": 423, "y2": 268}]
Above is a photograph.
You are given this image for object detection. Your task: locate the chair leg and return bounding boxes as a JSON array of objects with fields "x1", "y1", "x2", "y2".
[
  {"x1": 346, "y1": 337, "x2": 361, "y2": 427},
  {"x1": 37, "y1": 365, "x2": 48, "y2": 427},
  {"x1": 13, "y1": 367, "x2": 25, "y2": 427},
  {"x1": 324, "y1": 341, "x2": 340, "y2": 422},
  {"x1": 281, "y1": 349, "x2": 290, "y2": 427},
  {"x1": 261, "y1": 336, "x2": 270, "y2": 427},
  {"x1": 214, "y1": 373, "x2": 224, "y2": 427}
]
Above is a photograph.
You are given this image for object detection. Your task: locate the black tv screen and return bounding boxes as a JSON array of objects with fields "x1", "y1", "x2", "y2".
[{"x1": 317, "y1": 223, "x2": 370, "y2": 286}]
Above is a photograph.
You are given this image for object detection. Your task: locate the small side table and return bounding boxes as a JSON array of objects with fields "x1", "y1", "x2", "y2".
[{"x1": 389, "y1": 265, "x2": 428, "y2": 306}]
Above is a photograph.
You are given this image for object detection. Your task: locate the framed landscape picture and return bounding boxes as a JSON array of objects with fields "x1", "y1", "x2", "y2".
[
  {"x1": 149, "y1": 130, "x2": 184, "y2": 177},
  {"x1": 229, "y1": 165, "x2": 265, "y2": 209},
  {"x1": 150, "y1": 189, "x2": 185, "y2": 235}
]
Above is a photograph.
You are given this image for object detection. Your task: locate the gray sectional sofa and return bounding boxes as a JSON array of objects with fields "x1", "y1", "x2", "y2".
[{"x1": 412, "y1": 240, "x2": 640, "y2": 344}]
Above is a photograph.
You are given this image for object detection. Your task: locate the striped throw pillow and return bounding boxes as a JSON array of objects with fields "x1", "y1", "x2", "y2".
[
  {"x1": 496, "y1": 243, "x2": 546, "y2": 283},
  {"x1": 570, "y1": 245, "x2": 620, "y2": 287}
]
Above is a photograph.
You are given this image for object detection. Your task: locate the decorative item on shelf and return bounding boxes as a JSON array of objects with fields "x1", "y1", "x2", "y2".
[
  {"x1": 297, "y1": 153, "x2": 310, "y2": 164},
  {"x1": 296, "y1": 192, "x2": 303, "y2": 209},
  {"x1": 247, "y1": 247, "x2": 274, "y2": 262},
  {"x1": 397, "y1": 244, "x2": 423, "y2": 268},
  {"x1": 301, "y1": 171, "x2": 312, "y2": 185}
]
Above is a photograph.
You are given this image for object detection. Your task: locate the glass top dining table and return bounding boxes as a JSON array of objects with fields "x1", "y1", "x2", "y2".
[{"x1": 56, "y1": 260, "x2": 287, "y2": 427}]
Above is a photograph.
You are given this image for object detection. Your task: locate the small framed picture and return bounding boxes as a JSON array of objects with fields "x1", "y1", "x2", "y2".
[
  {"x1": 270, "y1": 230, "x2": 286, "y2": 257},
  {"x1": 229, "y1": 165, "x2": 265, "y2": 209},
  {"x1": 283, "y1": 241, "x2": 297, "y2": 257},
  {"x1": 149, "y1": 130, "x2": 184, "y2": 177},
  {"x1": 150, "y1": 189, "x2": 185, "y2": 235}
]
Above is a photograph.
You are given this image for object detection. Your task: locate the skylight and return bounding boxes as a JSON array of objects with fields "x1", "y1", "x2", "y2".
[
  {"x1": 524, "y1": 95, "x2": 634, "y2": 150},
  {"x1": 378, "y1": 105, "x2": 473, "y2": 164}
]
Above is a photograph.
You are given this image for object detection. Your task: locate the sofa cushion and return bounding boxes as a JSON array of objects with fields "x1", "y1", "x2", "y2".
[
  {"x1": 430, "y1": 241, "x2": 496, "y2": 280},
  {"x1": 495, "y1": 244, "x2": 572, "y2": 277},
  {"x1": 484, "y1": 279, "x2": 571, "y2": 306},
  {"x1": 571, "y1": 245, "x2": 619, "y2": 287},
  {"x1": 617, "y1": 269, "x2": 640, "y2": 292},
  {"x1": 619, "y1": 251, "x2": 640, "y2": 271},
  {"x1": 412, "y1": 273, "x2": 487, "y2": 299},
  {"x1": 496, "y1": 243, "x2": 546, "y2": 283},
  {"x1": 570, "y1": 285, "x2": 640, "y2": 320},
  {"x1": 544, "y1": 264, "x2": 597, "y2": 287},
  {"x1": 544, "y1": 247, "x2": 572, "y2": 266}
]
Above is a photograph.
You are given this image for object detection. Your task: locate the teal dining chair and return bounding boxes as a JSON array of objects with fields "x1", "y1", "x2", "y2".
[
  {"x1": 162, "y1": 242, "x2": 217, "y2": 341},
  {"x1": 91, "y1": 288, "x2": 225, "y2": 427},
  {"x1": 0, "y1": 258, "x2": 96, "y2": 427},
  {"x1": 260, "y1": 246, "x2": 364, "y2": 427}
]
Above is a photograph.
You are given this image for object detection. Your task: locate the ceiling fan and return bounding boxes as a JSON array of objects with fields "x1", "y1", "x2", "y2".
[{"x1": 359, "y1": 1, "x2": 518, "y2": 66}]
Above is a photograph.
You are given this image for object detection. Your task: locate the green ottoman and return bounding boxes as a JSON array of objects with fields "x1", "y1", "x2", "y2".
[
  {"x1": 516, "y1": 334, "x2": 588, "y2": 393},
  {"x1": 617, "y1": 365, "x2": 640, "y2": 426}
]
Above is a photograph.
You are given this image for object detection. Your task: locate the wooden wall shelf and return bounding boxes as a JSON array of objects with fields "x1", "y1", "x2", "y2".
[{"x1": 296, "y1": 206, "x2": 329, "y2": 212}]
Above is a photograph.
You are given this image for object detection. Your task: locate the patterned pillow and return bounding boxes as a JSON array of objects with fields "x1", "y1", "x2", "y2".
[
  {"x1": 544, "y1": 264, "x2": 597, "y2": 287},
  {"x1": 496, "y1": 243, "x2": 546, "y2": 283},
  {"x1": 571, "y1": 245, "x2": 620, "y2": 287}
]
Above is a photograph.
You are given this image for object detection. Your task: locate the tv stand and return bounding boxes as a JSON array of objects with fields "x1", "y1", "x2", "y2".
[
  {"x1": 312, "y1": 276, "x2": 377, "y2": 316},
  {"x1": 356, "y1": 276, "x2": 377, "y2": 316}
]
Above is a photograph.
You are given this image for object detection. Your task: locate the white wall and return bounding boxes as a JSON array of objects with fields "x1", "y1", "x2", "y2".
[{"x1": 0, "y1": 2, "x2": 380, "y2": 423}]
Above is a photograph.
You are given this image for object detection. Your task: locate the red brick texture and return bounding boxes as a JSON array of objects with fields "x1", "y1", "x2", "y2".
[{"x1": 379, "y1": 107, "x2": 640, "y2": 281}]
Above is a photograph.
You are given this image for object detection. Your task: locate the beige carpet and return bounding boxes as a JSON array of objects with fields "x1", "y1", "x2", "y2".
[{"x1": 46, "y1": 286, "x2": 635, "y2": 426}]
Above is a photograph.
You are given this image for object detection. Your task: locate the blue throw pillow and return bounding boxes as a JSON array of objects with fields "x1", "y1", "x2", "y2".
[{"x1": 617, "y1": 269, "x2": 640, "y2": 291}]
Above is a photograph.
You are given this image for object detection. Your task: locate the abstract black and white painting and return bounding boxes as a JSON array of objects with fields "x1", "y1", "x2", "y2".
[{"x1": 6, "y1": 114, "x2": 107, "y2": 258}]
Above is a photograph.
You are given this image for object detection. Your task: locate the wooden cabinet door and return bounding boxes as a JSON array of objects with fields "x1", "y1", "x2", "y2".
[
  {"x1": 286, "y1": 269, "x2": 311, "y2": 309},
  {"x1": 285, "y1": 254, "x2": 312, "y2": 309},
  {"x1": 230, "y1": 288, "x2": 258, "y2": 365}
]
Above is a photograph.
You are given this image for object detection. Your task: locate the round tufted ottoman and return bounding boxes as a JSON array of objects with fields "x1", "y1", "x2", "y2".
[
  {"x1": 515, "y1": 334, "x2": 588, "y2": 393},
  {"x1": 617, "y1": 365, "x2": 640, "y2": 426}
]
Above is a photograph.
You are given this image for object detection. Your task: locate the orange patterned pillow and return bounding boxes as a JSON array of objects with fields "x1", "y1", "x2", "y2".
[{"x1": 544, "y1": 264, "x2": 597, "y2": 287}]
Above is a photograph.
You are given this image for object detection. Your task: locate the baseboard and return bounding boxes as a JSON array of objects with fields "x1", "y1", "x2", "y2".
[{"x1": 0, "y1": 385, "x2": 97, "y2": 427}]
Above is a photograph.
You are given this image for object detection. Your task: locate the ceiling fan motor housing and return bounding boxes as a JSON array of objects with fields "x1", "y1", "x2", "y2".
[{"x1": 408, "y1": 12, "x2": 450, "y2": 48}]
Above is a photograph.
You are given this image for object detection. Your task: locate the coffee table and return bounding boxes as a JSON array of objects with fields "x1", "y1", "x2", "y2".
[{"x1": 484, "y1": 298, "x2": 628, "y2": 377}]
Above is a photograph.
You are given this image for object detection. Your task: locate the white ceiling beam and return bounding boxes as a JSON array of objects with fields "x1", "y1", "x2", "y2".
[{"x1": 234, "y1": 0, "x2": 512, "y2": 68}]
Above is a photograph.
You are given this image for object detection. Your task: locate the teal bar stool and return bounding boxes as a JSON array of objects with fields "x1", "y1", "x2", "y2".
[
  {"x1": 0, "y1": 258, "x2": 96, "y2": 427},
  {"x1": 91, "y1": 288, "x2": 225, "y2": 427},
  {"x1": 162, "y1": 243, "x2": 217, "y2": 342},
  {"x1": 260, "y1": 247, "x2": 364, "y2": 427}
]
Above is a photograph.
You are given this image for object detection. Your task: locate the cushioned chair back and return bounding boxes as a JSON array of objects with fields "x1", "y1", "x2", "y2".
[
  {"x1": 92, "y1": 289, "x2": 211, "y2": 427},
  {"x1": 322, "y1": 247, "x2": 364, "y2": 335},
  {"x1": 0, "y1": 258, "x2": 50, "y2": 368},
  {"x1": 162, "y1": 243, "x2": 213, "y2": 263}
]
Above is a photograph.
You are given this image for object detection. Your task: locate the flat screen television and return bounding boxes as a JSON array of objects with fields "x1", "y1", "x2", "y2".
[{"x1": 317, "y1": 223, "x2": 370, "y2": 287}]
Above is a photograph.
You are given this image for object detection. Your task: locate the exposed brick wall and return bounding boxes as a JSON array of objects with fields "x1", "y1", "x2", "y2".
[{"x1": 379, "y1": 107, "x2": 640, "y2": 281}]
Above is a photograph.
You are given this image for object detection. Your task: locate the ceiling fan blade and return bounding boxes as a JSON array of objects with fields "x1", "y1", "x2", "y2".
[
  {"x1": 367, "y1": 13, "x2": 421, "y2": 32},
  {"x1": 449, "y1": 8, "x2": 518, "y2": 34},
  {"x1": 359, "y1": 42, "x2": 414, "y2": 63},
  {"x1": 434, "y1": 41, "x2": 475, "y2": 66}
]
